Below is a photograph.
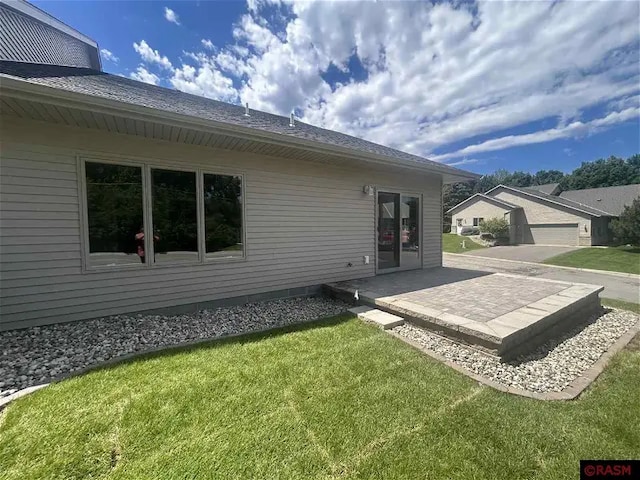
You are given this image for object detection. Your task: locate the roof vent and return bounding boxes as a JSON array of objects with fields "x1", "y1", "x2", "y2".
[
  {"x1": 289, "y1": 112, "x2": 295, "y2": 127},
  {"x1": 244, "y1": 102, "x2": 250, "y2": 117}
]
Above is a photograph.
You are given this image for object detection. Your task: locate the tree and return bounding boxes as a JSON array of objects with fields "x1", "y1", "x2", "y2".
[
  {"x1": 610, "y1": 198, "x2": 640, "y2": 246},
  {"x1": 505, "y1": 170, "x2": 533, "y2": 187},
  {"x1": 442, "y1": 181, "x2": 474, "y2": 232},
  {"x1": 479, "y1": 217, "x2": 509, "y2": 239},
  {"x1": 533, "y1": 170, "x2": 564, "y2": 185},
  {"x1": 560, "y1": 155, "x2": 640, "y2": 190}
]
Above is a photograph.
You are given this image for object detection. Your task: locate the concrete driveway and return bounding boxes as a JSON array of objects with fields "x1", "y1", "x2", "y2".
[{"x1": 463, "y1": 245, "x2": 580, "y2": 263}]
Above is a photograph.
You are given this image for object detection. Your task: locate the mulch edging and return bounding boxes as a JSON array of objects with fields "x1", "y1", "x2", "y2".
[{"x1": 388, "y1": 319, "x2": 640, "y2": 400}]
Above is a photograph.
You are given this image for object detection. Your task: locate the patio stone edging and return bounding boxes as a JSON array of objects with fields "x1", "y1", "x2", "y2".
[
  {"x1": 0, "y1": 313, "x2": 344, "y2": 410},
  {"x1": 387, "y1": 318, "x2": 640, "y2": 401}
]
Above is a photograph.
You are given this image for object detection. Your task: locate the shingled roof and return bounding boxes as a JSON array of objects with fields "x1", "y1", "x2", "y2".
[
  {"x1": 560, "y1": 184, "x2": 640, "y2": 216},
  {"x1": 0, "y1": 60, "x2": 478, "y2": 181},
  {"x1": 485, "y1": 185, "x2": 614, "y2": 217},
  {"x1": 525, "y1": 183, "x2": 560, "y2": 195}
]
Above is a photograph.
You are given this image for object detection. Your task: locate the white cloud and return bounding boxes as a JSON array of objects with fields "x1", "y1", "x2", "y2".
[
  {"x1": 430, "y1": 107, "x2": 640, "y2": 161},
  {"x1": 100, "y1": 48, "x2": 119, "y2": 63},
  {"x1": 446, "y1": 158, "x2": 479, "y2": 167},
  {"x1": 133, "y1": 40, "x2": 173, "y2": 70},
  {"x1": 164, "y1": 7, "x2": 180, "y2": 25},
  {"x1": 130, "y1": 66, "x2": 160, "y2": 85},
  {"x1": 126, "y1": 1, "x2": 640, "y2": 160},
  {"x1": 170, "y1": 54, "x2": 237, "y2": 102}
]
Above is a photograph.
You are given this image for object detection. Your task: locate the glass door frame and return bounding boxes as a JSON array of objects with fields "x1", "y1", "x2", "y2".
[{"x1": 375, "y1": 187, "x2": 423, "y2": 274}]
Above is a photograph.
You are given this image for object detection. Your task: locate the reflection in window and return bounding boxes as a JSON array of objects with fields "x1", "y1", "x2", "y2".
[
  {"x1": 85, "y1": 162, "x2": 144, "y2": 267},
  {"x1": 401, "y1": 195, "x2": 419, "y2": 258},
  {"x1": 151, "y1": 169, "x2": 198, "y2": 263},
  {"x1": 203, "y1": 173, "x2": 243, "y2": 258}
]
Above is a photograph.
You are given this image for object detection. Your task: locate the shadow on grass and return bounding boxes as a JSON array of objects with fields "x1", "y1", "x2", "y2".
[{"x1": 51, "y1": 313, "x2": 355, "y2": 385}]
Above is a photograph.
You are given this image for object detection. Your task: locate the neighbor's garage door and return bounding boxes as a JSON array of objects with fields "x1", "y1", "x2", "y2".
[{"x1": 527, "y1": 224, "x2": 578, "y2": 245}]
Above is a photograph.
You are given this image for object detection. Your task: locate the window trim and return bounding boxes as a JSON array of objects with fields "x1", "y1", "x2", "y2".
[{"x1": 78, "y1": 155, "x2": 247, "y2": 273}]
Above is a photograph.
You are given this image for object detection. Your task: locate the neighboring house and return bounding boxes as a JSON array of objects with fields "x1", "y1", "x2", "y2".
[
  {"x1": 447, "y1": 182, "x2": 639, "y2": 246},
  {"x1": 0, "y1": 0, "x2": 478, "y2": 331}
]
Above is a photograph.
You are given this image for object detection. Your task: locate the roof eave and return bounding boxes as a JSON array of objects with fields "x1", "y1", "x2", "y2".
[
  {"x1": 0, "y1": 74, "x2": 479, "y2": 182},
  {"x1": 446, "y1": 193, "x2": 519, "y2": 214}
]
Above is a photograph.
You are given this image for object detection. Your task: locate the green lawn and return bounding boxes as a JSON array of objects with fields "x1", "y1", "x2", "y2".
[
  {"x1": 442, "y1": 233, "x2": 486, "y2": 253},
  {"x1": 2, "y1": 315, "x2": 639, "y2": 480},
  {"x1": 543, "y1": 246, "x2": 640, "y2": 275},
  {"x1": 602, "y1": 298, "x2": 640, "y2": 315}
]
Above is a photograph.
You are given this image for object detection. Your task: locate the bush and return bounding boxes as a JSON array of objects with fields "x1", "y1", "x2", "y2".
[
  {"x1": 479, "y1": 217, "x2": 509, "y2": 239},
  {"x1": 610, "y1": 198, "x2": 640, "y2": 246}
]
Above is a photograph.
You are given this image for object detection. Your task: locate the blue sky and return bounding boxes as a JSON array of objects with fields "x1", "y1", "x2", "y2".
[{"x1": 32, "y1": 0, "x2": 640, "y2": 175}]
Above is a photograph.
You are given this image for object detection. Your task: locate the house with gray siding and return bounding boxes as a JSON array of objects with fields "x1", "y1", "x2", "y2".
[
  {"x1": 0, "y1": 0, "x2": 478, "y2": 331},
  {"x1": 448, "y1": 182, "x2": 639, "y2": 246}
]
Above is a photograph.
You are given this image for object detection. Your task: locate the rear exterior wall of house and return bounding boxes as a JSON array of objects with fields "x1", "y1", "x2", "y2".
[{"x1": 0, "y1": 117, "x2": 443, "y2": 331}]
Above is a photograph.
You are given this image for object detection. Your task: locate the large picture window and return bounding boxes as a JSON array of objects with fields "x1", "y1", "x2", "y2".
[
  {"x1": 85, "y1": 162, "x2": 144, "y2": 267},
  {"x1": 151, "y1": 169, "x2": 198, "y2": 264},
  {"x1": 203, "y1": 173, "x2": 243, "y2": 259},
  {"x1": 82, "y1": 158, "x2": 244, "y2": 269}
]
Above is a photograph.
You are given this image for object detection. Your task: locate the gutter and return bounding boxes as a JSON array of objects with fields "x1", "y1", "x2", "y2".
[{"x1": 0, "y1": 75, "x2": 480, "y2": 183}]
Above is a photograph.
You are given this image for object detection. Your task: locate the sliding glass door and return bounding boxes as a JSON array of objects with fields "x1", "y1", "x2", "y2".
[
  {"x1": 377, "y1": 191, "x2": 421, "y2": 272},
  {"x1": 377, "y1": 192, "x2": 400, "y2": 269}
]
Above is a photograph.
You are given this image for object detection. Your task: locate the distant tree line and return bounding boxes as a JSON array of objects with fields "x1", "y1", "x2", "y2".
[{"x1": 443, "y1": 154, "x2": 640, "y2": 232}]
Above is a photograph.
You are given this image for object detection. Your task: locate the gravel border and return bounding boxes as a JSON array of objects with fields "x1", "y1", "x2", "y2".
[
  {"x1": 0, "y1": 297, "x2": 350, "y2": 398},
  {"x1": 391, "y1": 307, "x2": 639, "y2": 399}
]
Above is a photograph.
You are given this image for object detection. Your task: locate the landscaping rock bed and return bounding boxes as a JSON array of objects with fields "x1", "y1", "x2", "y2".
[
  {"x1": 393, "y1": 308, "x2": 639, "y2": 393},
  {"x1": 0, "y1": 297, "x2": 349, "y2": 397}
]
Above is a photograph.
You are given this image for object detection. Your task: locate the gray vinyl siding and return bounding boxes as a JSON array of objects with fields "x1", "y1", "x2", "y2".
[{"x1": 0, "y1": 118, "x2": 442, "y2": 330}]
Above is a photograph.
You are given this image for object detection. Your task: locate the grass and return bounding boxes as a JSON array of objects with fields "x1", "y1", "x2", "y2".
[
  {"x1": 442, "y1": 233, "x2": 486, "y2": 253},
  {"x1": 1, "y1": 314, "x2": 639, "y2": 480},
  {"x1": 543, "y1": 245, "x2": 640, "y2": 275},
  {"x1": 602, "y1": 298, "x2": 640, "y2": 314}
]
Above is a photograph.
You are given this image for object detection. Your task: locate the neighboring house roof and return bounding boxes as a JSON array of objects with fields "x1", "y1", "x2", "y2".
[
  {"x1": 525, "y1": 183, "x2": 561, "y2": 195},
  {"x1": 559, "y1": 184, "x2": 640, "y2": 217},
  {"x1": 0, "y1": 60, "x2": 479, "y2": 182},
  {"x1": 485, "y1": 185, "x2": 614, "y2": 217},
  {"x1": 446, "y1": 193, "x2": 521, "y2": 215}
]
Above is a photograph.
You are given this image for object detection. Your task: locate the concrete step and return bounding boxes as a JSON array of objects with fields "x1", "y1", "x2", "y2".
[{"x1": 348, "y1": 306, "x2": 405, "y2": 330}]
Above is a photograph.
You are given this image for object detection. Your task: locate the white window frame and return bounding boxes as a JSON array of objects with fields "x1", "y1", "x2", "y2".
[{"x1": 78, "y1": 155, "x2": 246, "y2": 273}]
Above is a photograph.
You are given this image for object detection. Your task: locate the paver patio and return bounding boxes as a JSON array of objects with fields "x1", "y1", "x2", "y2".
[{"x1": 326, "y1": 268, "x2": 603, "y2": 358}]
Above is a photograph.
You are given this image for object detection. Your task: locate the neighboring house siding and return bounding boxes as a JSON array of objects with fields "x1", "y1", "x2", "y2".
[
  {"x1": 451, "y1": 199, "x2": 511, "y2": 227},
  {"x1": 491, "y1": 189, "x2": 592, "y2": 246},
  {"x1": 0, "y1": 118, "x2": 442, "y2": 330}
]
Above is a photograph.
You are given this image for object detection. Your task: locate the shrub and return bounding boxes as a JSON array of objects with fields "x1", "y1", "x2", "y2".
[
  {"x1": 610, "y1": 198, "x2": 640, "y2": 246},
  {"x1": 479, "y1": 217, "x2": 509, "y2": 239}
]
